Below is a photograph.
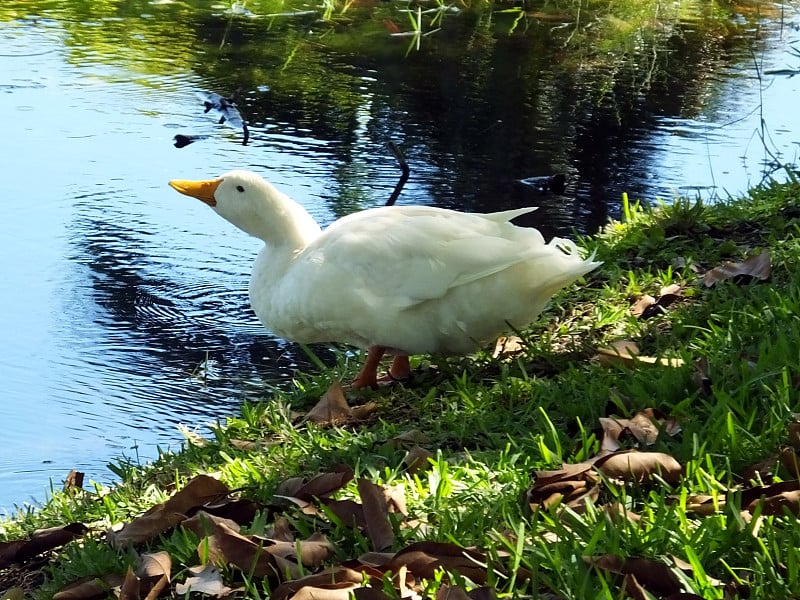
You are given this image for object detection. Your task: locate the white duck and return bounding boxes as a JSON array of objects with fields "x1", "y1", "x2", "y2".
[{"x1": 169, "y1": 170, "x2": 600, "y2": 389}]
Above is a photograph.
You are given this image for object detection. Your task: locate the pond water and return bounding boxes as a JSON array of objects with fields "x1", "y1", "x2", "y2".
[{"x1": 1, "y1": 0, "x2": 799, "y2": 513}]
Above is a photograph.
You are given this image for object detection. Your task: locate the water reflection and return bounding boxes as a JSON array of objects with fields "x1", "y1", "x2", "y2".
[{"x1": 0, "y1": 0, "x2": 798, "y2": 512}]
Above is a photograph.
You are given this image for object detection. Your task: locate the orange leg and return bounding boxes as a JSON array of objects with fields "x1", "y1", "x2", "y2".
[
  {"x1": 351, "y1": 348, "x2": 412, "y2": 389},
  {"x1": 388, "y1": 355, "x2": 411, "y2": 381},
  {"x1": 351, "y1": 345, "x2": 386, "y2": 389}
]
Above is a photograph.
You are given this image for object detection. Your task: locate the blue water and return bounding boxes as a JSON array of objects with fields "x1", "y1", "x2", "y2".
[{"x1": 1, "y1": 1, "x2": 799, "y2": 513}]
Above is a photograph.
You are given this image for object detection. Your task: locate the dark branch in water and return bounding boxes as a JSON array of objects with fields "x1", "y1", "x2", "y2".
[{"x1": 385, "y1": 141, "x2": 409, "y2": 206}]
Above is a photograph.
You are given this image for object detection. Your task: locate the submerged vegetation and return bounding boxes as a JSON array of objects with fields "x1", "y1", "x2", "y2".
[{"x1": 3, "y1": 173, "x2": 800, "y2": 598}]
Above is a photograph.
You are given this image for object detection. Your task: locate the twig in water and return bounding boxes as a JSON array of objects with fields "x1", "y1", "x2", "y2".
[{"x1": 385, "y1": 141, "x2": 410, "y2": 206}]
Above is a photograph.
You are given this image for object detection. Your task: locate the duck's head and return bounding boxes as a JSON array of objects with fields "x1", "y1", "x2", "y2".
[{"x1": 169, "y1": 169, "x2": 321, "y2": 247}]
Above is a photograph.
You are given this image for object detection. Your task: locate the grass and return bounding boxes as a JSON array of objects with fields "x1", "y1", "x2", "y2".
[{"x1": 3, "y1": 173, "x2": 800, "y2": 598}]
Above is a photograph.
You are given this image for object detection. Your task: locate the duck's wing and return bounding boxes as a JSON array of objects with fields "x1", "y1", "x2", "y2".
[{"x1": 300, "y1": 206, "x2": 564, "y2": 309}]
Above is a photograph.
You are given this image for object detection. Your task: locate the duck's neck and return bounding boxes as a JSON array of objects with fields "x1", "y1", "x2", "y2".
[{"x1": 233, "y1": 185, "x2": 322, "y2": 253}]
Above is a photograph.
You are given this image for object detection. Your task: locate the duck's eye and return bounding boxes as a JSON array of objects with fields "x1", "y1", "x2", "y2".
[{"x1": 236, "y1": 185, "x2": 245, "y2": 193}]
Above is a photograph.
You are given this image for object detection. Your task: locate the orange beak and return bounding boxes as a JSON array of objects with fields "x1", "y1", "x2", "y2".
[{"x1": 168, "y1": 178, "x2": 223, "y2": 207}]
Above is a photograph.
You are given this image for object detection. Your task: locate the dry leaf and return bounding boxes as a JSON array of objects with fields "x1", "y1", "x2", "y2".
[
  {"x1": 585, "y1": 555, "x2": 682, "y2": 598},
  {"x1": 0, "y1": 523, "x2": 88, "y2": 568},
  {"x1": 748, "y1": 489, "x2": 800, "y2": 516},
  {"x1": 388, "y1": 541, "x2": 490, "y2": 585},
  {"x1": 291, "y1": 582, "x2": 362, "y2": 600},
  {"x1": 631, "y1": 284, "x2": 682, "y2": 319},
  {"x1": 595, "y1": 341, "x2": 685, "y2": 368},
  {"x1": 175, "y1": 565, "x2": 233, "y2": 597},
  {"x1": 306, "y1": 382, "x2": 353, "y2": 424},
  {"x1": 703, "y1": 252, "x2": 771, "y2": 287},
  {"x1": 358, "y1": 479, "x2": 395, "y2": 551},
  {"x1": 595, "y1": 450, "x2": 682, "y2": 484},
  {"x1": 600, "y1": 408, "x2": 680, "y2": 452},
  {"x1": 492, "y1": 336, "x2": 525, "y2": 358},
  {"x1": 202, "y1": 519, "x2": 291, "y2": 579},
  {"x1": 404, "y1": 446, "x2": 434, "y2": 474},
  {"x1": 52, "y1": 574, "x2": 125, "y2": 600},
  {"x1": 109, "y1": 475, "x2": 229, "y2": 547},
  {"x1": 384, "y1": 429, "x2": 432, "y2": 450},
  {"x1": 271, "y1": 567, "x2": 367, "y2": 600},
  {"x1": 182, "y1": 510, "x2": 241, "y2": 538}
]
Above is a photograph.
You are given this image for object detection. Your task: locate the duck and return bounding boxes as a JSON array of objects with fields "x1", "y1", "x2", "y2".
[{"x1": 169, "y1": 170, "x2": 601, "y2": 389}]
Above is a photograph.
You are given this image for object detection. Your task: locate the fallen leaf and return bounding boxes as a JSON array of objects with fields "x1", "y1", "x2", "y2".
[
  {"x1": 748, "y1": 489, "x2": 800, "y2": 516},
  {"x1": 600, "y1": 408, "x2": 680, "y2": 452},
  {"x1": 109, "y1": 475, "x2": 230, "y2": 547},
  {"x1": 283, "y1": 466, "x2": 355, "y2": 502},
  {"x1": 492, "y1": 336, "x2": 526, "y2": 358},
  {"x1": 52, "y1": 574, "x2": 125, "y2": 600},
  {"x1": 585, "y1": 555, "x2": 682, "y2": 598},
  {"x1": 631, "y1": 284, "x2": 683, "y2": 319},
  {"x1": 388, "y1": 541, "x2": 490, "y2": 585},
  {"x1": 290, "y1": 582, "x2": 362, "y2": 600},
  {"x1": 305, "y1": 382, "x2": 353, "y2": 424},
  {"x1": 271, "y1": 567, "x2": 367, "y2": 600},
  {"x1": 301, "y1": 382, "x2": 377, "y2": 425},
  {"x1": 358, "y1": 479, "x2": 395, "y2": 551},
  {"x1": 202, "y1": 519, "x2": 292, "y2": 579},
  {"x1": 436, "y1": 584, "x2": 473, "y2": 600},
  {"x1": 63, "y1": 470, "x2": 85, "y2": 494},
  {"x1": 595, "y1": 341, "x2": 685, "y2": 368},
  {"x1": 385, "y1": 429, "x2": 432, "y2": 449},
  {"x1": 595, "y1": 450, "x2": 682, "y2": 484},
  {"x1": 779, "y1": 446, "x2": 800, "y2": 479},
  {"x1": 404, "y1": 447, "x2": 434, "y2": 474},
  {"x1": 175, "y1": 565, "x2": 233, "y2": 597},
  {"x1": 703, "y1": 252, "x2": 771, "y2": 287},
  {"x1": 182, "y1": 510, "x2": 241, "y2": 538},
  {"x1": 0, "y1": 523, "x2": 88, "y2": 568}
]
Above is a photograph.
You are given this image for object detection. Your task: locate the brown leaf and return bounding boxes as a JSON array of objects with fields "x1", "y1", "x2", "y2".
[
  {"x1": 388, "y1": 541, "x2": 489, "y2": 585},
  {"x1": 527, "y1": 478, "x2": 599, "y2": 512},
  {"x1": 492, "y1": 335, "x2": 526, "y2": 358},
  {"x1": 182, "y1": 510, "x2": 241, "y2": 538},
  {"x1": 305, "y1": 382, "x2": 353, "y2": 424},
  {"x1": 595, "y1": 341, "x2": 685, "y2": 368},
  {"x1": 321, "y1": 498, "x2": 366, "y2": 528},
  {"x1": 740, "y1": 479, "x2": 800, "y2": 508},
  {"x1": 358, "y1": 479, "x2": 395, "y2": 551},
  {"x1": 788, "y1": 419, "x2": 800, "y2": 451},
  {"x1": 595, "y1": 450, "x2": 682, "y2": 484},
  {"x1": 436, "y1": 584, "x2": 473, "y2": 600},
  {"x1": 585, "y1": 555, "x2": 682, "y2": 597},
  {"x1": 353, "y1": 587, "x2": 395, "y2": 600},
  {"x1": 291, "y1": 582, "x2": 362, "y2": 600},
  {"x1": 0, "y1": 523, "x2": 88, "y2": 568},
  {"x1": 202, "y1": 520, "x2": 287, "y2": 579},
  {"x1": 385, "y1": 429, "x2": 432, "y2": 449},
  {"x1": 259, "y1": 532, "x2": 335, "y2": 568},
  {"x1": 291, "y1": 467, "x2": 355, "y2": 501},
  {"x1": 780, "y1": 446, "x2": 800, "y2": 479},
  {"x1": 52, "y1": 574, "x2": 125, "y2": 600},
  {"x1": 137, "y1": 551, "x2": 172, "y2": 581},
  {"x1": 269, "y1": 516, "x2": 295, "y2": 542},
  {"x1": 271, "y1": 567, "x2": 367, "y2": 600},
  {"x1": 600, "y1": 408, "x2": 680, "y2": 452},
  {"x1": 175, "y1": 565, "x2": 233, "y2": 597},
  {"x1": 632, "y1": 284, "x2": 683, "y2": 319},
  {"x1": 63, "y1": 470, "x2": 85, "y2": 494},
  {"x1": 404, "y1": 446, "x2": 434, "y2": 474},
  {"x1": 703, "y1": 252, "x2": 771, "y2": 287},
  {"x1": 748, "y1": 489, "x2": 800, "y2": 516},
  {"x1": 119, "y1": 567, "x2": 140, "y2": 600},
  {"x1": 109, "y1": 475, "x2": 230, "y2": 547}
]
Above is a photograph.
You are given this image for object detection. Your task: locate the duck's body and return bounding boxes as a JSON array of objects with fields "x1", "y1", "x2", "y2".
[{"x1": 169, "y1": 170, "x2": 601, "y2": 388}]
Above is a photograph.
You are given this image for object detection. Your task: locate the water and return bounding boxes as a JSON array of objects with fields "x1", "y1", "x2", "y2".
[{"x1": 1, "y1": 1, "x2": 798, "y2": 513}]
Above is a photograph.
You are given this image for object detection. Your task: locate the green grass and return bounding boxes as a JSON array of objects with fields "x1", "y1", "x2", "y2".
[{"x1": 3, "y1": 173, "x2": 800, "y2": 599}]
